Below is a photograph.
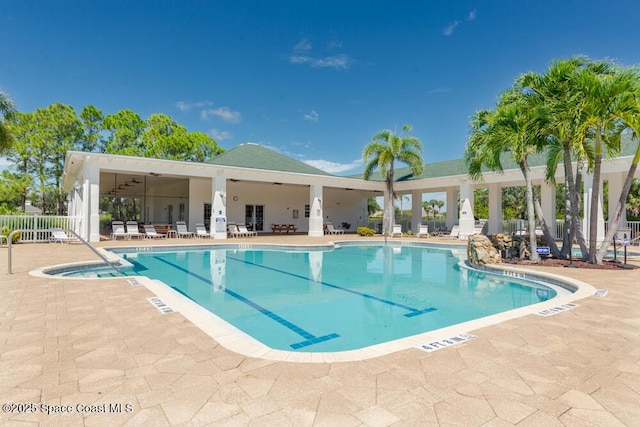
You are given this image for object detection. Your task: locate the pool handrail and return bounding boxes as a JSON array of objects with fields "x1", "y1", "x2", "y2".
[{"x1": 7, "y1": 228, "x2": 122, "y2": 275}]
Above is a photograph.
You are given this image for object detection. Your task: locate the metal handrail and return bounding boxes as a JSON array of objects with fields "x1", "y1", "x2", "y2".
[{"x1": 6, "y1": 228, "x2": 122, "y2": 275}]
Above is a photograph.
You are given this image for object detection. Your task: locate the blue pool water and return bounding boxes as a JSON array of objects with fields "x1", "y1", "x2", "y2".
[{"x1": 66, "y1": 244, "x2": 558, "y2": 352}]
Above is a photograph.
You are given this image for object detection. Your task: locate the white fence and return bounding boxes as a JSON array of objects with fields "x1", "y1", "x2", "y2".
[{"x1": 0, "y1": 215, "x2": 81, "y2": 242}]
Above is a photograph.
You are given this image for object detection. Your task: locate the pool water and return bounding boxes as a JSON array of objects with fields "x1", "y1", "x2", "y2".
[{"x1": 69, "y1": 244, "x2": 557, "y2": 352}]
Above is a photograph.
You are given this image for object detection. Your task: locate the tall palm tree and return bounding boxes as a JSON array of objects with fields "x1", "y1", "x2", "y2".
[
  {"x1": 466, "y1": 88, "x2": 548, "y2": 262},
  {"x1": 363, "y1": 125, "x2": 424, "y2": 235},
  {"x1": 520, "y1": 57, "x2": 602, "y2": 259},
  {"x1": 574, "y1": 65, "x2": 639, "y2": 263},
  {"x1": 0, "y1": 88, "x2": 16, "y2": 153},
  {"x1": 596, "y1": 75, "x2": 640, "y2": 263}
]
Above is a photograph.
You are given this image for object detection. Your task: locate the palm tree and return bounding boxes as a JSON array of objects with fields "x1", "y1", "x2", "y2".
[
  {"x1": 363, "y1": 125, "x2": 424, "y2": 235},
  {"x1": 466, "y1": 88, "x2": 548, "y2": 262},
  {"x1": 0, "y1": 88, "x2": 16, "y2": 153},
  {"x1": 520, "y1": 57, "x2": 600, "y2": 259},
  {"x1": 574, "y1": 65, "x2": 639, "y2": 263}
]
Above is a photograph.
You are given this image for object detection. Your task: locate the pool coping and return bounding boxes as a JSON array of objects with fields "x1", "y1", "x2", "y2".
[{"x1": 31, "y1": 241, "x2": 599, "y2": 363}]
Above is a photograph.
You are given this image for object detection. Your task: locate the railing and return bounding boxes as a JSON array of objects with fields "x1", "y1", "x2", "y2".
[
  {"x1": 0, "y1": 215, "x2": 81, "y2": 242},
  {"x1": 6, "y1": 228, "x2": 120, "y2": 275}
]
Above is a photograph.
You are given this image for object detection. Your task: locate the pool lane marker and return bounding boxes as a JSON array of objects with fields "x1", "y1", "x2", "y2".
[
  {"x1": 226, "y1": 255, "x2": 437, "y2": 318},
  {"x1": 152, "y1": 256, "x2": 339, "y2": 349}
]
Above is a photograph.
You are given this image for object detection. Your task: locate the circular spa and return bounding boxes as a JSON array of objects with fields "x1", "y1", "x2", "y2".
[{"x1": 45, "y1": 242, "x2": 583, "y2": 358}]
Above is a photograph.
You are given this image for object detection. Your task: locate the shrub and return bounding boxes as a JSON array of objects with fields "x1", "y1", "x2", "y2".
[
  {"x1": 356, "y1": 226, "x2": 376, "y2": 236},
  {"x1": 1, "y1": 225, "x2": 20, "y2": 243}
]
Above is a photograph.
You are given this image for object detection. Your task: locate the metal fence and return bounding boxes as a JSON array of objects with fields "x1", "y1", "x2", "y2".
[{"x1": 0, "y1": 215, "x2": 81, "y2": 242}]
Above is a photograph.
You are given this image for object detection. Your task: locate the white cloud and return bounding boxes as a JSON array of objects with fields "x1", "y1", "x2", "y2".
[
  {"x1": 304, "y1": 110, "x2": 319, "y2": 123},
  {"x1": 467, "y1": 9, "x2": 477, "y2": 21},
  {"x1": 328, "y1": 39, "x2": 343, "y2": 50},
  {"x1": 426, "y1": 87, "x2": 450, "y2": 96},
  {"x1": 443, "y1": 20, "x2": 460, "y2": 36},
  {"x1": 201, "y1": 107, "x2": 241, "y2": 124},
  {"x1": 303, "y1": 159, "x2": 363, "y2": 174},
  {"x1": 208, "y1": 129, "x2": 233, "y2": 141},
  {"x1": 175, "y1": 100, "x2": 212, "y2": 112},
  {"x1": 290, "y1": 54, "x2": 351, "y2": 70},
  {"x1": 294, "y1": 38, "x2": 312, "y2": 51}
]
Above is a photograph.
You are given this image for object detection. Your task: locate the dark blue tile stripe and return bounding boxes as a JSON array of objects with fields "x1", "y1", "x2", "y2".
[
  {"x1": 152, "y1": 256, "x2": 339, "y2": 348},
  {"x1": 226, "y1": 255, "x2": 437, "y2": 317}
]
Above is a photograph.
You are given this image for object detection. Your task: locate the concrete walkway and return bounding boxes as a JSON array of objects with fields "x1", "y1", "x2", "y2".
[{"x1": 1, "y1": 235, "x2": 639, "y2": 426}]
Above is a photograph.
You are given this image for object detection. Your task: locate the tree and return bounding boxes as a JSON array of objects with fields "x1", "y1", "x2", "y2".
[
  {"x1": 466, "y1": 88, "x2": 548, "y2": 262},
  {"x1": 103, "y1": 110, "x2": 146, "y2": 156},
  {"x1": 363, "y1": 125, "x2": 424, "y2": 234},
  {"x1": 0, "y1": 88, "x2": 16, "y2": 152},
  {"x1": 520, "y1": 57, "x2": 596, "y2": 259},
  {"x1": 574, "y1": 65, "x2": 639, "y2": 263},
  {"x1": 367, "y1": 196, "x2": 381, "y2": 216},
  {"x1": 80, "y1": 105, "x2": 104, "y2": 152}
]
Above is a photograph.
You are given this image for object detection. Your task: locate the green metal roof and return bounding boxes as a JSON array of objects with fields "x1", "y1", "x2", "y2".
[
  {"x1": 208, "y1": 143, "x2": 334, "y2": 176},
  {"x1": 353, "y1": 133, "x2": 639, "y2": 182}
]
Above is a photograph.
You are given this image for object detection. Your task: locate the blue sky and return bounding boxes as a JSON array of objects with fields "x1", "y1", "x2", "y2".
[{"x1": 2, "y1": 1, "x2": 640, "y2": 176}]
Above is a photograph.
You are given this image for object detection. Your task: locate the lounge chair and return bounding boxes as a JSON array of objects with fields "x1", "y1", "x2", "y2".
[
  {"x1": 48, "y1": 227, "x2": 75, "y2": 244},
  {"x1": 227, "y1": 223, "x2": 239, "y2": 238},
  {"x1": 111, "y1": 221, "x2": 129, "y2": 240},
  {"x1": 175, "y1": 221, "x2": 195, "y2": 238},
  {"x1": 444, "y1": 225, "x2": 461, "y2": 239},
  {"x1": 416, "y1": 225, "x2": 429, "y2": 238},
  {"x1": 195, "y1": 223, "x2": 210, "y2": 238},
  {"x1": 126, "y1": 221, "x2": 144, "y2": 239},
  {"x1": 391, "y1": 224, "x2": 403, "y2": 237},
  {"x1": 324, "y1": 223, "x2": 344, "y2": 235},
  {"x1": 143, "y1": 224, "x2": 167, "y2": 239},
  {"x1": 237, "y1": 224, "x2": 258, "y2": 237}
]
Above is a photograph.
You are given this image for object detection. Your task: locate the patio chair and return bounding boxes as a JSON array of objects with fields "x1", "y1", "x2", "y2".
[
  {"x1": 126, "y1": 221, "x2": 144, "y2": 239},
  {"x1": 443, "y1": 225, "x2": 460, "y2": 239},
  {"x1": 416, "y1": 225, "x2": 429, "y2": 238},
  {"x1": 227, "y1": 223, "x2": 239, "y2": 238},
  {"x1": 175, "y1": 221, "x2": 195, "y2": 238},
  {"x1": 324, "y1": 223, "x2": 344, "y2": 235},
  {"x1": 195, "y1": 223, "x2": 210, "y2": 238},
  {"x1": 391, "y1": 224, "x2": 403, "y2": 237},
  {"x1": 143, "y1": 224, "x2": 167, "y2": 239},
  {"x1": 111, "y1": 221, "x2": 129, "y2": 240},
  {"x1": 237, "y1": 224, "x2": 258, "y2": 237},
  {"x1": 48, "y1": 227, "x2": 76, "y2": 244}
]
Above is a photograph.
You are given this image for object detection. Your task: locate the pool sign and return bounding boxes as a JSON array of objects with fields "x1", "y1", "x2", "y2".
[
  {"x1": 536, "y1": 246, "x2": 550, "y2": 255},
  {"x1": 417, "y1": 333, "x2": 476, "y2": 352}
]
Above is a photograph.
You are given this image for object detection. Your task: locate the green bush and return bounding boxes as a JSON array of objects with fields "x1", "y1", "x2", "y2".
[
  {"x1": 1, "y1": 225, "x2": 20, "y2": 243},
  {"x1": 356, "y1": 226, "x2": 376, "y2": 236}
]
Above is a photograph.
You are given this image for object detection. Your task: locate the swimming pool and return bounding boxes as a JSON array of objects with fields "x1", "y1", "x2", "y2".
[{"x1": 61, "y1": 243, "x2": 568, "y2": 353}]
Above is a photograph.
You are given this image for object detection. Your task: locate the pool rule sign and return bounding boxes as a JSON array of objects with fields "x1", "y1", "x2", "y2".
[{"x1": 536, "y1": 246, "x2": 550, "y2": 256}]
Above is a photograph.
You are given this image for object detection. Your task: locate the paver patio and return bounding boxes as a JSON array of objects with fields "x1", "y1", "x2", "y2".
[{"x1": 1, "y1": 235, "x2": 639, "y2": 426}]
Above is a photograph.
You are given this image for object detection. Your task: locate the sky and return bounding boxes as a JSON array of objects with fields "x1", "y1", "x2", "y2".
[{"x1": 2, "y1": 1, "x2": 640, "y2": 177}]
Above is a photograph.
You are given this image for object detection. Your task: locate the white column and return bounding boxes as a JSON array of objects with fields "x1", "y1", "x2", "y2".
[
  {"x1": 583, "y1": 172, "x2": 605, "y2": 243},
  {"x1": 541, "y1": 182, "x2": 556, "y2": 238},
  {"x1": 458, "y1": 181, "x2": 475, "y2": 239},
  {"x1": 411, "y1": 190, "x2": 422, "y2": 233},
  {"x1": 308, "y1": 184, "x2": 324, "y2": 237},
  {"x1": 83, "y1": 156, "x2": 101, "y2": 242},
  {"x1": 446, "y1": 188, "x2": 457, "y2": 229},
  {"x1": 488, "y1": 184, "x2": 501, "y2": 234},
  {"x1": 211, "y1": 175, "x2": 227, "y2": 239},
  {"x1": 607, "y1": 173, "x2": 627, "y2": 228}
]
